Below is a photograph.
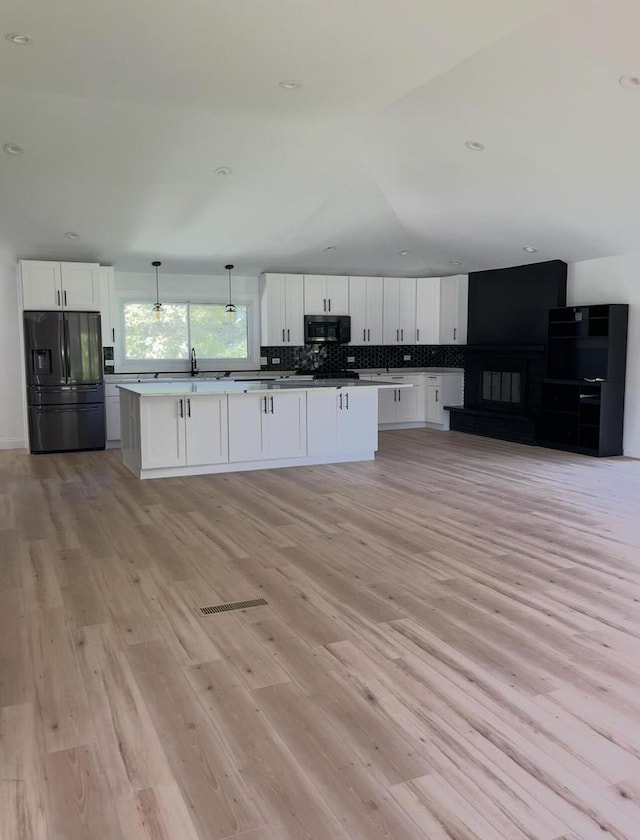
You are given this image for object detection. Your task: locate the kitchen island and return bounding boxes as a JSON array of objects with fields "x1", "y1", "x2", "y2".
[{"x1": 118, "y1": 379, "x2": 408, "y2": 479}]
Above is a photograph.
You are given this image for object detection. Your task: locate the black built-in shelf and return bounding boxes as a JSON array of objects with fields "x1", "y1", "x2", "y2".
[{"x1": 538, "y1": 304, "x2": 628, "y2": 457}]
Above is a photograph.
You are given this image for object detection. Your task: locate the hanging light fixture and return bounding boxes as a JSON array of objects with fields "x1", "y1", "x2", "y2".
[
  {"x1": 225, "y1": 263, "x2": 236, "y2": 320},
  {"x1": 151, "y1": 260, "x2": 163, "y2": 319}
]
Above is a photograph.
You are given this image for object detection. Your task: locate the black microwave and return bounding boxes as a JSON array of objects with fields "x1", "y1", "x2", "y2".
[{"x1": 304, "y1": 315, "x2": 351, "y2": 344}]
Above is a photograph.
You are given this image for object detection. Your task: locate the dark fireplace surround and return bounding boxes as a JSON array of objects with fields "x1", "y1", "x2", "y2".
[{"x1": 448, "y1": 260, "x2": 567, "y2": 445}]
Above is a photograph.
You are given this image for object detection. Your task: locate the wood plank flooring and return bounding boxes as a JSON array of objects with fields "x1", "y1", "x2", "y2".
[{"x1": 1, "y1": 429, "x2": 640, "y2": 839}]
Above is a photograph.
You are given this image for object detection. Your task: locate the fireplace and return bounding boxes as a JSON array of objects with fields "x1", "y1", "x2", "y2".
[{"x1": 448, "y1": 345, "x2": 545, "y2": 444}]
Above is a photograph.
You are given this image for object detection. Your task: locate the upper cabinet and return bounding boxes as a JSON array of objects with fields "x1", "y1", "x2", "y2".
[
  {"x1": 439, "y1": 274, "x2": 468, "y2": 345},
  {"x1": 303, "y1": 275, "x2": 349, "y2": 315},
  {"x1": 348, "y1": 276, "x2": 383, "y2": 345},
  {"x1": 20, "y1": 260, "x2": 101, "y2": 311},
  {"x1": 415, "y1": 277, "x2": 441, "y2": 345},
  {"x1": 382, "y1": 277, "x2": 416, "y2": 344},
  {"x1": 260, "y1": 273, "x2": 305, "y2": 346}
]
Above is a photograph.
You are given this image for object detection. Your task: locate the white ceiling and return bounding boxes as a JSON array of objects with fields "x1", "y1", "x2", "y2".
[{"x1": 1, "y1": 0, "x2": 639, "y2": 276}]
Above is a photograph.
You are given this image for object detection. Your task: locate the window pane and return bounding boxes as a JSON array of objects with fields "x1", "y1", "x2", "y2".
[
  {"x1": 124, "y1": 303, "x2": 188, "y2": 360},
  {"x1": 190, "y1": 304, "x2": 249, "y2": 359}
]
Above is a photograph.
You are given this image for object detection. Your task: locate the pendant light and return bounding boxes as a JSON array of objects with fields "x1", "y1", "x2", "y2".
[
  {"x1": 225, "y1": 263, "x2": 236, "y2": 320},
  {"x1": 151, "y1": 260, "x2": 163, "y2": 319}
]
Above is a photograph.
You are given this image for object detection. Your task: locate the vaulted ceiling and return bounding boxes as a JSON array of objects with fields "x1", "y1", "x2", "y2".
[{"x1": 1, "y1": 0, "x2": 638, "y2": 276}]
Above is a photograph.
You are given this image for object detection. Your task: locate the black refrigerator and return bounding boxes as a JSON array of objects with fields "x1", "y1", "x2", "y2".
[{"x1": 24, "y1": 311, "x2": 105, "y2": 453}]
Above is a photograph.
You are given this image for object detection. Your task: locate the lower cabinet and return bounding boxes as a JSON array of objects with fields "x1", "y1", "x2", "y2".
[
  {"x1": 307, "y1": 388, "x2": 378, "y2": 456},
  {"x1": 105, "y1": 395, "x2": 121, "y2": 442},
  {"x1": 425, "y1": 374, "x2": 464, "y2": 426},
  {"x1": 228, "y1": 392, "x2": 307, "y2": 462},
  {"x1": 140, "y1": 394, "x2": 228, "y2": 469}
]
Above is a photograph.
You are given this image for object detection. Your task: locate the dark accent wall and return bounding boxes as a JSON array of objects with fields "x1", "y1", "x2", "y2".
[
  {"x1": 260, "y1": 344, "x2": 465, "y2": 371},
  {"x1": 468, "y1": 260, "x2": 567, "y2": 346}
]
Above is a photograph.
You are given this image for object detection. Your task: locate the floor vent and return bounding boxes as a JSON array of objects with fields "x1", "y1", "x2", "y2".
[{"x1": 199, "y1": 598, "x2": 268, "y2": 616}]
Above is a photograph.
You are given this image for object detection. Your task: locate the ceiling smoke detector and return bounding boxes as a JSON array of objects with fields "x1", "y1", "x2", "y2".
[
  {"x1": 279, "y1": 80, "x2": 302, "y2": 90},
  {"x1": 448, "y1": 260, "x2": 462, "y2": 266},
  {"x1": 465, "y1": 140, "x2": 485, "y2": 151},
  {"x1": 398, "y1": 250, "x2": 410, "y2": 256},
  {"x1": 214, "y1": 166, "x2": 232, "y2": 176},
  {"x1": 64, "y1": 231, "x2": 80, "y2": 240},
  {"x1": 522, "y1": 246, "x2": 538, "y2": 253},
  {"x1": 323, "y1": 245, "x2": 337, "y2": 253},
  {"x1": 619, "y1": 75, "x2": 640, "y2": 89},
  {"x1": 5, "y1": 33, "x2": 32, "y2": 45},
  {"x1": 3, "y1": 143, "x2": 24, "y2": 155}
]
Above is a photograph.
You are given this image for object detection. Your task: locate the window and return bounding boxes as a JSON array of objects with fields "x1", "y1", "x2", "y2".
[{"x1": 123, "y1": 301, "x2": 250, "y2": 364}]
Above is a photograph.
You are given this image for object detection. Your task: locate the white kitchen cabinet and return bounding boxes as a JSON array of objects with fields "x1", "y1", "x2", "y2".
[
  {"x1": 373, "y1": 374, "x2": 425, "y2": 426},
  {"x1": 425, "y1": 373, "x2": 464, "y2": 426},
  {"x1": 349, "y1": 276, "x2": 383, "y2": 344},
  {"x1": 228, "y1": 391, "x2": 306, "y2": 462},
  {"x1": 307, "y1": 388, "x2": 378, "y2": 456},
  {"x1": 20, "y1": 260, "x2": 101, "y2": 311},
  {"x1": 140, "y1": 396, "x2": 186, "y2": 469},
  {"x1": 439, "y1": 274, "x2": 468, "y2": 345},
  {"x1": 105, "y1": 395, "x2": 121, "y2": 442},
  {"x1": 185, "y1": 394, "x2": 228, "y2": 466},
  {"x1": 260, "y1": 273, "x2": 304, "y2": 346},
  {"x1": 382, "y1": 278, "x2": 417, "y2": 344},
  {"x1": 304, "y1": 275, "x2": 349, "y2": 315},
  {"x1": 415, "y1": 277, "x2": 441, "y2": 345},
  {"x1": 139, "y1": 394, "x2": 229, "y2": 469}
]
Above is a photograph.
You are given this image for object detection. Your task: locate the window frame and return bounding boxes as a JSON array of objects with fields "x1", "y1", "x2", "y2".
[{"x1": 117, "y1": 294, "x2": 260, "y2": 372}]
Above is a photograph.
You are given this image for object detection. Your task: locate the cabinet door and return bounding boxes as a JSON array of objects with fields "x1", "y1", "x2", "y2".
[
  {"x1": 348, "y1": 276, "x2": 368, "y2": 344},
  {"x1": 140, "y1": 397, "x2": 186, "y2": 468},
  {"x1": 186, "y1": 394, "x2": 229, "y2": 466},
  {"x1": 228, "y1": 394, "x2": 265, "y2": 462},
  {"x1": 306, "y1": 391, "x2": 339, "y2": 455},
  {"x1": 396, "y1": 378, "x2": 424, "y2": 422},
  {"x1": 265, "y1": 392, "x2": 307, "y2": 459},
  {"x1": 325, "y1": 276, "x2": 349, "y2": 314},
  {"x1": 398, "y1": 278, "x2": 417, "y2": 344},
  {"x1": 21, "y1": 261, "x2": 62, "y2": 310},
  {"x1": 338, "y1": 389, "x2": 378, "y2": 453},
  {"x1": 60, "y1": 263, "x2": 101, "y2": 310},
  {"x1": 440, "y1": 275, "x2": 468, "y2": 344},
  {"x1": 377, "y1": 388, "x2": 398, "y2": 424},
  {"x1": 415, "y1": 278, "x2": 440, "y2": 344},
  {"x1": 426, "y1": 384, "x2": 444, "y2": 424},
  {"x1": 261, "y1": 274, "x2": 286, "y2": 346},
  {"x1": 365, "y1": 277, "x2": 384, "y2": 345},
  {"x1": 105, "y1": 396, "x2": 121, "y2": 441},
  {"x1": 382, "y1": 278, "x2": 401, "y2": 344},
  {"x1": 284, "y1": 275, "x2": 305, "y2": 344},
  {"x1": 303, "y1": 275, "x2": 327, "y2": 314}
]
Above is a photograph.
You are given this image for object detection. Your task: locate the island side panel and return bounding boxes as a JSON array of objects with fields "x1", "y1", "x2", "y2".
[{"x1": 119, "y1": 388, "x2": 142, "y2": 477}]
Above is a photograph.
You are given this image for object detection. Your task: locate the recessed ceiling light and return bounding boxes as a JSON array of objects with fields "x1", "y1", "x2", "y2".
[
  {"x1": 3, "y1": 142, "x2": 24, "y2": 155},
  {"x1": 64, "y1": 231, "x2": 80, "y2": 240},
  {"x1": 279, "y1": 80, "x2": 302, "y2": 90},
  {"x1": 465, "y1": 140, "x2": 485, "y2": 151},
  {"x1": 619, "y1": 75, "x2": 640, "y2": 89},
  {"x1": 323, "y1": 245, "x2": 336, "y2": 253},
  {"x1": 448, "y1": 260, "x2": 462, "y2": 265},
  {"x1": 522, "y1": 246, "x2": 538, "y2": 253},
  {"x1": 214, "y1": 166, "x2": 232, "y2": 176},
  {"x1": 5, "y1": 33, "x2": 32, "y2": 45},
  {"x1": 398, "y1": 250, "x2": 410, "y2": 256}
]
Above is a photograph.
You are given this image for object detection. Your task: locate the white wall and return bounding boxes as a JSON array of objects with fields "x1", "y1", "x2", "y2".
[
  {"x1": 568, "y1": 255, "x2": 639, "y2": 458},
  {"x1": 0, "y1": 256, "x2": 26, "y2": 448}
]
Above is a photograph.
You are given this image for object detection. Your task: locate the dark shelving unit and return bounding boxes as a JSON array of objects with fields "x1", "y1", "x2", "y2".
[{"x1": 538, "y1": 304, "x2": 628, "y2": 456}]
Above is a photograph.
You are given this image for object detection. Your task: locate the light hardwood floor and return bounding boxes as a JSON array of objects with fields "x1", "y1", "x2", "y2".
[{"x1": 1, "y1": 429, "x2": 640, "y2": 839}]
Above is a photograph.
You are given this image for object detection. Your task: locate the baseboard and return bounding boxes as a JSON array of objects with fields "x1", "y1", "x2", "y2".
[{"x1": 0, "y1": 438, "x2": 26, "y2": 450}]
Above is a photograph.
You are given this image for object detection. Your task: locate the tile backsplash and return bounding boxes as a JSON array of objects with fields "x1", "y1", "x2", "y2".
[{"x1": 260, "y1": 344, "x2": 465, "y2": 371}]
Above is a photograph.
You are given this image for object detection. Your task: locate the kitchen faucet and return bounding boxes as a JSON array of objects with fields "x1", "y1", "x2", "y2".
[{"x1": 190, "y1": 347, "x2": 199, "y2": 376}]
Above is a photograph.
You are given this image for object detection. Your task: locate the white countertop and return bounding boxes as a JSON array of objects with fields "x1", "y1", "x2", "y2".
[
  {"x1": 106, "y1": 367, "x2": 463, "y2": 384},
  {"x1": 118, "y1": 379, "x2": 410, "y2": 396}
]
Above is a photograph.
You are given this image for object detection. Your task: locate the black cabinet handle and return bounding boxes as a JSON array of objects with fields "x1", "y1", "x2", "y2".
[
  {"x1": 416, "y1": 329, "x2": 420, "y2": 342},
  {"x1": 282, "y1": 329, "x2": 285, "y2": 342},
  {"x1": 323, "y1": 298, "x2": 326, "y2": 312},
  {"x1": 453, "y1": 327, "x2": 457, "y2": 341},
  {"x1": 367, "y1": 328, "x2": 370, "y2": 341},
  {"x1": 179, "y1": 399, "x2": 184, "y2": 418},
  {"x1": 363, "y1": 328, "x2": 366, "y2": 341},
  {"x1": 345, "y1": 393, "x2": 349, "y2": 410},
  {"x1": 287, "y1": 329, "x2": 290, "y2": 342},
  {"x1": 187, "y1": 398, "x2": 191, "y2": 417},
  {"x1": 396, "y1": 329, "x2": 399, "y2": 341},
  {"x1": 64, "y1": 290, "x2": 67, "y2": 307},
  {"x1": 400, "y1": 329, "x2": 404, "y2": 341},
  {"x1": 56, "y1": 289, "x2": 61, "y2": 306},
  {"x1": 339, "y1": 393, "x2": 343, "y2": 410},
  {"x1": 435, "y1": 390, "x2": 439, "y2": 403},
  {"x1": 328, "y1": 298, "x2": 331, "y2": 312},
  {"x1": 112, "y1": 328, "x2": 115, "y2": 342},
  {"x1": 270, "y1": 396, "x2": 274, "y2": 413}
]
